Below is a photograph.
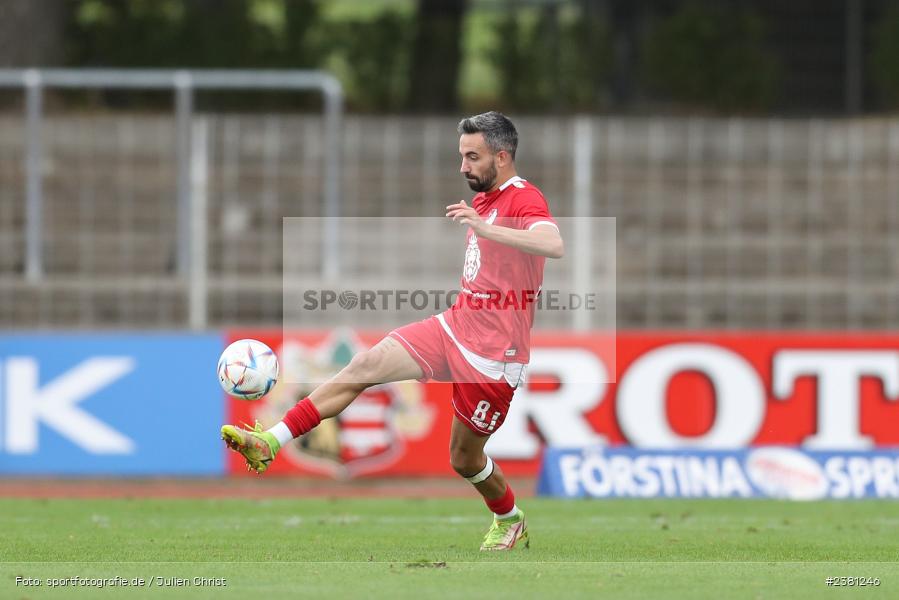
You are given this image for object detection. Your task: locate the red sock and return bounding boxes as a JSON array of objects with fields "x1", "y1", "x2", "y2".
[
  {"x1": 485, "y1": 484, "x2": 516, "y2": 516},
  {"x1": 283, "y1": 397, "x2": 322, "y2": 437}
]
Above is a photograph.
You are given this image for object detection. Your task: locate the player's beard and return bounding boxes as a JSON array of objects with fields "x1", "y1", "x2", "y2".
[{"x1": 464, "y1": 160, "x2": 497, "y2": 192}]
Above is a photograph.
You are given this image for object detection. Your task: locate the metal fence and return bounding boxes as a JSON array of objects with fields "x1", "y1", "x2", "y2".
[
  {"x1": 0, "y1": 68, "x2": 343, "y2": 284},
  {"x1": 0, "y1": 100, "x2": 897, "y2": 330}
]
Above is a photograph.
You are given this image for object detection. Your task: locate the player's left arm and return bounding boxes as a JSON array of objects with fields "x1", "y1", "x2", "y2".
[{"x1": 446, "y1": 200, "x2": 564, "y2": 258}]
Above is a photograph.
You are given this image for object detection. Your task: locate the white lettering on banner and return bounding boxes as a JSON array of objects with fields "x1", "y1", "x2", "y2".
[
  {"x1": 848, "y1": 457, "x2": 873, "y2": 497},
  {"x1": 554, "y1": 452, "x2": 899, "y2": 499},
  {"x1": 557, "y1": 452, "x2": 754, "y2": 498},
  {"x1": 559, "y1": 454, "x2": 583, "y2": 495},
  {"x1": 633, "y1": 456, "x2": 660, "y2": 496},
  {"x1": 721, "y1": 458, "x2": 754, "y2": 497},
  {"x1": 4, "y1": 357, "x2": 136, "y2": 454},
  {"x1": 610, "y1": 456, "x2": 635, "y2": 495},
  {"x1": 688, "y1": 456, "x2": 719, "y2": 497},
  {"x1": 825, "y1": 457, "x2": 851, "y2": 498},
  {"x1": 654, "y1": 456, "x2": 678, "y2": 495},
  {"x1": 486, "y1": 349, "x2": 607, "y2": 459},
  {"x1": 479, "y1": 343, "x2": 899, "y2": 460},
  {"x1": 580, "y1": 454, "x2": 611, "y2": 496},
  {"x1": 616, "y1": 343, "x2": 765, "y2": 448},
  {"x1": 772, "y1": 351, "x2": 899, "y2": 449},
  {"x1": 872, "y1": 457, "x2": 899, "y2": 497},
  {"x1": 824, "y1": 457, "x2": 899, "y2": 499}
]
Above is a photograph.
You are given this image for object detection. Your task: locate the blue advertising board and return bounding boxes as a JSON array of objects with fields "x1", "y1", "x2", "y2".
[
  {"x1": 0, "y1": 334, "x2": 224, "y2": 475},
  {"x1": 537, "y1": 446, "x2": 899, "y2": 500}
]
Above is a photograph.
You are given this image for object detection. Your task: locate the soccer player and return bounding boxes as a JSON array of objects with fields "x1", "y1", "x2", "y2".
[{"x1": 222, "y1": 111, "x2": 563, "y2": 551}]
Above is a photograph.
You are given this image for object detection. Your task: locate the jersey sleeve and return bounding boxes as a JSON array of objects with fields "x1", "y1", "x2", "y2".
[{"x1": 513, "y1": 189, "x2": 558, "y2": 231}]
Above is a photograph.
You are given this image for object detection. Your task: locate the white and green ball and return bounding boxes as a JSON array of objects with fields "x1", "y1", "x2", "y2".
[{"x1": 217, "y1": 339, "x2": 279, "y2": 400}]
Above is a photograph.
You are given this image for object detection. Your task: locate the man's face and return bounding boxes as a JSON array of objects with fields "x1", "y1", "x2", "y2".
[{"x1": 459, "y1": 133, "x2": 497, "y2": 192}]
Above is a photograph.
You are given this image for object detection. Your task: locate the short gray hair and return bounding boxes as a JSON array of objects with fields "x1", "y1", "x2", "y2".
[{"x1": 457, "y1": 111, "x2": 518, "y2": 160}]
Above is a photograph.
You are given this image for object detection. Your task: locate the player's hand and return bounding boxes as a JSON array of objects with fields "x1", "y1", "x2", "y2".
[{"x1": 446, "y1": 200, "x2": 488, "y2": 235}]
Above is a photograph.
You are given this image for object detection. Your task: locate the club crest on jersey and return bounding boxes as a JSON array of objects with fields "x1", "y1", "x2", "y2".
[
  {"x1": 463, "y1": 234, "x2": 481, "y2": 282},
  {"x1": 462, "y1": 209, "x2": 498, "y2": 282},
  {"x1": 249, "y1": 330, "x2": 434, "y2": 478}
]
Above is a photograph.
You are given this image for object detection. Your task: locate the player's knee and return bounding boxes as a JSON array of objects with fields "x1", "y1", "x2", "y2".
[
  {"x1": 449, "y1": 447, "x2": 483, "y2": 478},
  {"x1": 345, "y1": 349, "x2": 382, "y2": 382}
]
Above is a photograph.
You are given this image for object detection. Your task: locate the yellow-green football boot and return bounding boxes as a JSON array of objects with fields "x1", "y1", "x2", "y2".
[
  {"x1": 480, "y1": 510, "x2": 529, "y2": 551},
  {"x1": 221, "y1": 422, "x2": 280, "y2": 474}
]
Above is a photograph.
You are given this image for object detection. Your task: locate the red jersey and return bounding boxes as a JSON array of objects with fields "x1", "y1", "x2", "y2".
[{"x1": 442, "y1": 175, "x2": 557, "y2": 365}]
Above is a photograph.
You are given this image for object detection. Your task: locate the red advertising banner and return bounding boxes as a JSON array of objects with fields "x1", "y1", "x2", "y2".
[{"x1": 227, "y1": 330, "x2": 899, "y2": 478}]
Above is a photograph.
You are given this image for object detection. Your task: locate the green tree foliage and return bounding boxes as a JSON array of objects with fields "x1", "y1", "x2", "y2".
[
  {"x1": 407, "y1": 0, "x2": 467, "y2": 112},
  {"x1": 67, "y1": 0, "x2": 320, "y2": 68},
  {"x1": 490, "y1": 2, "x2": 611, "y2": 112},
  {"x1": 643, "y1": 1, "x2": 778, "y2": 112},
  {"x1": 322, "y1": 11, "x2": 415, "y2": 112},
  {"x1": 64, "y1": 0, "x2": 417, "y2": 111},
  {"x1": 869, "y1": 4, "x2": 899, "y2": 108},
  {"x1": 63, "y1": 0, "x2": 323, "y2": 108}
]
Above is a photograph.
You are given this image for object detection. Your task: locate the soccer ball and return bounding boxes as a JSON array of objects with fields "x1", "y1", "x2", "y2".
[{"x1": 217, "y1": 339, "x2": 279, "y2": 400}]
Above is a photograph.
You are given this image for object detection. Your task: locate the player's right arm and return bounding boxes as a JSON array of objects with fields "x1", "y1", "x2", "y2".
[
  {"x1": 446, "y1": 200, "x2": 563, "y2": 258},
  {"x1": 472, "y1": 221, "x2": 563, "y2": 258}
]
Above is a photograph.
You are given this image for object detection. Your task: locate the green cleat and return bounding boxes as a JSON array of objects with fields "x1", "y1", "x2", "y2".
[
  {"x1": 221, "y1": 422, "x2": 281, "y2": 474},
  {"x1": 480, "y1": 510, "x2": 529, "y2": 551}
]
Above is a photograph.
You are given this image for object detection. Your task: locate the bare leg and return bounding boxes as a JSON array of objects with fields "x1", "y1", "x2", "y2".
[
  {"x1": 448, "y1": 416, "x2": 529, "y2": 549},
  {"x1": 224, "y1": 336, "x2": 424, "y2": 474},
  {"x1": 449, "y1": 416, "x2": 508, "y2": 500},
  {"x1": 309, "y1": 335, "x2": 423, "y2": 419}
]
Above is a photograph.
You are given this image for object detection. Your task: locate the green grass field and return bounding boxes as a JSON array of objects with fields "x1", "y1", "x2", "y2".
[{"x1": 2, "y1": 497, "x2": 897, "y2": 599}]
